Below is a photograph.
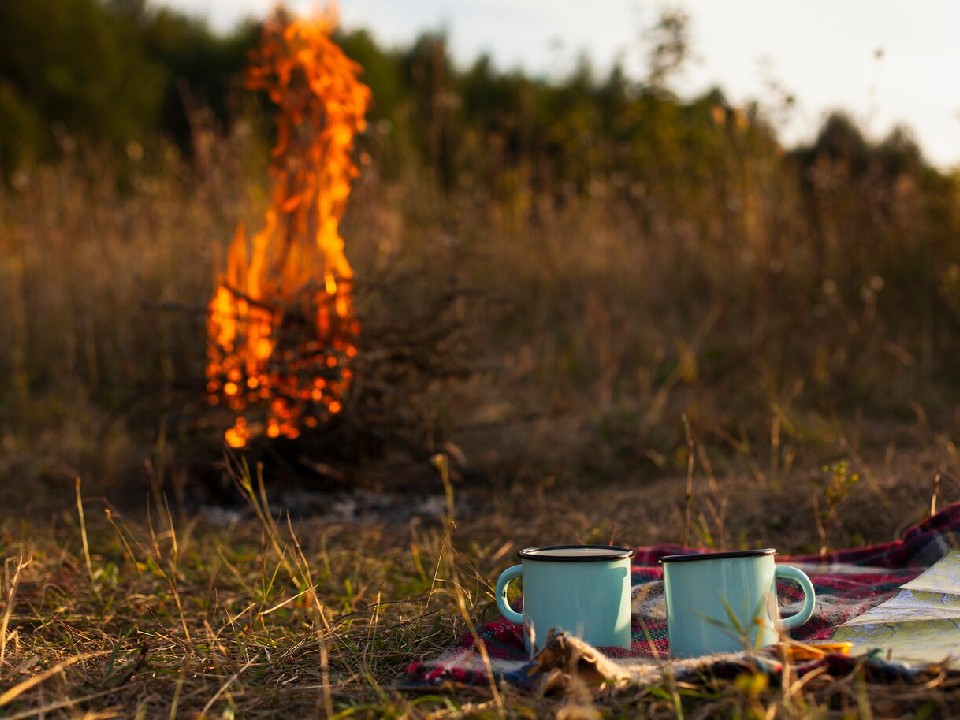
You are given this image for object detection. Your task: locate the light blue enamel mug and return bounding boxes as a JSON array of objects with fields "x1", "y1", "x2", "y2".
[
  {"x1": 661, "y1": 548, "x2": 816, "y2": 658},
  {"x1": 495, "y1": 545, "x2": 634, "y2": 653}
]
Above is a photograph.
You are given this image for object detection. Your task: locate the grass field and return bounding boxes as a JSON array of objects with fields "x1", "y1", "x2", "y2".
[
  {"x1": 2, "y1": 448, "x2": 959, "y2": 718},
  {"x1": 4, "y1": 108, "x2": 960, "y2": 716}
]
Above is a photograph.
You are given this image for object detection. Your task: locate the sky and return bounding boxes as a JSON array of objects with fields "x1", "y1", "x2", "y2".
[{"x1": 158, "y1": 0, "x2": 960, "y2": 170}]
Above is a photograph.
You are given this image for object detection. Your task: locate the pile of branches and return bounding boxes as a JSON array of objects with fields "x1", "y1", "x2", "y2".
[{"x1": 221, "y1": 272, "x2": 479, "y2": 490}]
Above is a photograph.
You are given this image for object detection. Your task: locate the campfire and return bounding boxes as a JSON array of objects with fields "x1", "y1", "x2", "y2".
[{"x1": 206, "y1": 7, "x2": 370, "y2": 449}]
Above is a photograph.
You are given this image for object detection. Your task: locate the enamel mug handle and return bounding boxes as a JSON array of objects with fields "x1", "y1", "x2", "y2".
[
  {"x1": 495, "y1": 564, "x2": 524, "y2": 624},
  {"x1": 775, "y1": 565, "x2": 816, "y2": 631}
]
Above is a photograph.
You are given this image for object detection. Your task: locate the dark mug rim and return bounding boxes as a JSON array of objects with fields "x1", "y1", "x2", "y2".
[
  {"x1": 518, "y1": 544, "x2": 635, "y2": 562},
  {"x1": 660, "y1": 548, "x2": 776, "y2": 563}
]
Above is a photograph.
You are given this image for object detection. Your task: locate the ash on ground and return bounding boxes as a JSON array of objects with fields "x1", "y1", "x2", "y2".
[{"x1": 197, "y1": 488, "x2": 473, "y2": 527}]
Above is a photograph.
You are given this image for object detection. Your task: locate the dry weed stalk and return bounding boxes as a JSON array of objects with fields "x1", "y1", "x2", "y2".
[
  {"x1": 1, "y1": 553, "x2": 31, "y2": 669},
  {"x1": 432, "y1": 452, "x2": 505, "y2": 716}
]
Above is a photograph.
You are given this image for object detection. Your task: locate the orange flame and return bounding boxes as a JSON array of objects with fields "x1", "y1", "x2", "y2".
[{"x1": 206, "y1": 7, "x2": 369, "y2": 448}]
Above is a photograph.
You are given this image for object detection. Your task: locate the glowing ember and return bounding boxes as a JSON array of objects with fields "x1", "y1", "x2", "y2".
[{"x1": 206, "y1": 7, "x2": 369, "y2": 448}]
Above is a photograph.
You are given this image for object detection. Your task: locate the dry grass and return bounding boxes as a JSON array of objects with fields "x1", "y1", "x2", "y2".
[
  {"x1": 1, "y1": 451, "x2": 959, "y2": 718},
  {"x1": 3, "y1": 121, "x2": 960, "y2": 504},
  {"x1": 3, "y1": 108, "x2": 960, "y2": 716}
]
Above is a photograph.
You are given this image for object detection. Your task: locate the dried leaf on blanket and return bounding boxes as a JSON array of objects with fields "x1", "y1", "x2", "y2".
[
  {"x1": 525, "y1": 629, "x2": 775, "y2": 697},
  {"x1": 527, "y1": 629, "x2": 632, "y2": 693}
]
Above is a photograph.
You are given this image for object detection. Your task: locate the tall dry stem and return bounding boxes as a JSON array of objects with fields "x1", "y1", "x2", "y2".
[
  {"x1": 432, "y1": 452, "x2": 504, "y2": 716},
  {"x1": 1, "y1": 553, "x2": 31, "y2": 669}
]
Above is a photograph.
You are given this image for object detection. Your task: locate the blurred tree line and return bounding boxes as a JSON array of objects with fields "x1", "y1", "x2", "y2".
[
  {"x1": 0, "y1": 0, "x2": 255, "y2": 172},
  {"x1": 1, "y1": 0, "x2": 949, "y2": 192},
  {"x1": 2, "y1": 0, "x2": 958, "y2": 316}
]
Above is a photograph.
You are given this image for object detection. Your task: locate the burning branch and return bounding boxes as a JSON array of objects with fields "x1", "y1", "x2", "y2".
[{"x1": 206, "y1": 7, "x2": 370, "y2": 448}]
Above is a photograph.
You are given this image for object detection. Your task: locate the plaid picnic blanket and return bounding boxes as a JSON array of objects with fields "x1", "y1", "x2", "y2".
[{"x1": 406, "y1": 501, "x2": 960, "y2": 688}]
